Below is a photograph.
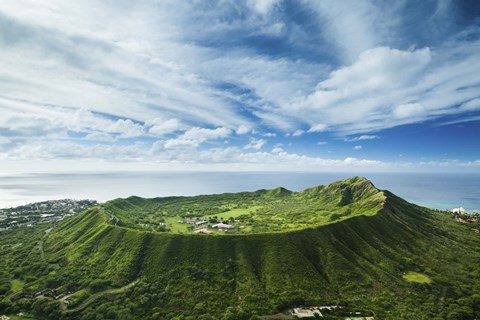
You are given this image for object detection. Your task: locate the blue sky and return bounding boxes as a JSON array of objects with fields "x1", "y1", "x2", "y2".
[{"x1": 0, "y1": 0, "x2": 479, "y2": 173}]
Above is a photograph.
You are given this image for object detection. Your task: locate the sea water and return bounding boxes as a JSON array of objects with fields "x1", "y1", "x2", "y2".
[{"x1": 0, "y1": 172, "x2": 479, "y2": 212}]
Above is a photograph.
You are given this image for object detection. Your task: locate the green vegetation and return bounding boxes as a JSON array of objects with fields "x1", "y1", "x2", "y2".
[
  {"x1": 403, "y1": 272, "x2": 432, "y2": 284},
  {"x1": 205, "y1": 206, "x2": 264, "y2": 220},
  {"x1": 10, "y1": 279, "x2": 24, "y2": 293},
  {"x1": 0, "y1": 177, "x2": 479, "y2": 319},
  {"x1": 101, "y1": 176, "x2": 385, "y2": 234}
]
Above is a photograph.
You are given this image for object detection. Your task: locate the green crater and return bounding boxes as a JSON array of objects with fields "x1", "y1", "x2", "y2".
[{"x1": 99, "y1": 176, "x2": 386, "y2": 235}]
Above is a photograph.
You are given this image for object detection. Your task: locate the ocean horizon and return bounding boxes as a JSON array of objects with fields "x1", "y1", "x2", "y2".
[{"x1": 0, "y1": 171, "x2": 478, "y2": 212}]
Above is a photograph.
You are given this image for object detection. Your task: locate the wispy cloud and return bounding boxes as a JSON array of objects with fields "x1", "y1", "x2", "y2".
[
  {"x1": 292, "y1": 130, "x2": 305, "y2": 137},
  {"x1": 344, "y1": 135, "x2": 379, "y2": 142}
]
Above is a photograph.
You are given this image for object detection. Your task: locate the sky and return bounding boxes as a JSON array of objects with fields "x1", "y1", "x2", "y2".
[{"x1": 0, "y1": 0, "x2": 479, "y2": 173}]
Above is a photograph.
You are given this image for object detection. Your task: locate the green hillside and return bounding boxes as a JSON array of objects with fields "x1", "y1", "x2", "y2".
[{"x1": 1, "y1": 177, "x2": 479, "y2": 320}]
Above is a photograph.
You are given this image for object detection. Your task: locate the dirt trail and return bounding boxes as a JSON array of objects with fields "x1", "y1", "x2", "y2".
[{"x1": 64, "y1": 279, "x2": 139, "y2": 313}]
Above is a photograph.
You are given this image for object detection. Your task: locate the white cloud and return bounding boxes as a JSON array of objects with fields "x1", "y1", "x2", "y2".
[
  {"x1": 272, "y1": 146, "x2": 283, "y2": 153},
  {"x1": 393, "y1": 103, "x2": 427, "y2": 119},
  {"x1": 154, "y1": 126, "x2": 232, "y2": 150},
  {"x1": 2, "y1": 137, "x2": 479, "y2": 173},
  {"x1": 317, "y1": 141, "x2": 327, "y2": 145},
  {"x1": 292, "y1": 130, "x2": 305, "y2": 137},
  {"x1": 107, "y1": 119, "x2": 144, "y2": 138},
  {"x1": 459, "y1": 98, "x2": 480, "y2": 112},
  {"x1": 306, "y1": 0, "x2": 398, "y2": 63},
  {"x1": 244, "y1": 138, "x2": 266, "y2": 150},
  {"x1": 182, "y1": 127, "x2": 231, "y2": 142},
  {"x1": 358, "y1": 135, "x2": 378, "y2": 141},
  {"x1": 0, "y1": 98, "x2": 145, "y2": 139},
  {"x1": 0, "y1": 3, "x2": 250, "y2": 133},
  {"x1": 344, "y1": 135, "x2": 379, "y2": 142},
  {"x1": 163, "y1": 139, "x2": 199, "y2": 149},
  {"x1": 247, "y1": 0, "x2": 280, "y2": 15},
  {"x1": 287, "y1": 44, "x2": 480, "y2": 134},
  {"x1": 263, "y1": 132, "x2": 276, "y2": 137},
  {"x1": 317, "y1": 47, "x2": 431, "y2": 94},
  {"x1": 148, "y1": 118, "x2": 182, "y2": 136},
  {"x1": 236, "y1": 125, "x2": 250, "y2": 135},
  {"x1": 353, "y1": 145, "x2": 362, "y2": 150},
  {"x1": 308, "y1": 123, "x2": 328, "y2": 133}
]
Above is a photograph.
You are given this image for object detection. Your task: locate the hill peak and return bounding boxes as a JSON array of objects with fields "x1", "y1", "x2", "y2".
[{"x1": 264, "y1": 186, "x2": 292, "y2": 197}]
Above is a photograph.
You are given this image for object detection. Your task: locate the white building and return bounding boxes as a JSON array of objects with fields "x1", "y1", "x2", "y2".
[
  {"x1": 211, "y1": 223, "x2": 235, "y2": 229},
  {"x1": 292, "y1": 307, "x2": 322, "y2": 318}
]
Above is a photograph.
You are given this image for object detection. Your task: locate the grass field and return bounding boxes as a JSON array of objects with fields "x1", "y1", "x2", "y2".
[
  {"x1": 165, "y1": 216, "x2": 190, "y2": 233},
  {"x1": 403, "y1": 271, "x2": 432, "y2": 284},
  {"x1": 205, "y1": 205, "x2": 264, "y2": 220}
]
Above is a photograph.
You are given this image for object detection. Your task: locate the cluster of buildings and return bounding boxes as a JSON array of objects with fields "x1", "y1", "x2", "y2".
[
  {"x1": 450, "y1": 207, "x2": 479, "y2": 224},
  {"x1": 179, "y1": 217, "x2": 209, "y2": 226},
  {"x1": 292, "y1": 306, "x2": 340, "y2": 318},
  {"x1": 179, "y1": 217, "x2": 240, "y2": 233},
  {"x1": 0, "y1": 199, "x2": 97, "y2": 230},
  {"x1": 291, "y1": 306, "x2": 374, "y2": 319}
]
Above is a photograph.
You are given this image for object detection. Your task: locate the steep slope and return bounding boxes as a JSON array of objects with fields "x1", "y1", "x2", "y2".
[{"x1": 11, "y1": 178, "x2": 480, "y2": 319}]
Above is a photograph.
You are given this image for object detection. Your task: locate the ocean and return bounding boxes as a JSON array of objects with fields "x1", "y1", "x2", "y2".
[{"x1": 0, "y1": 171, "x2": 479, "y2": 212}]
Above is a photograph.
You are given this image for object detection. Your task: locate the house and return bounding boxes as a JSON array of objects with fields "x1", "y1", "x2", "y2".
[
  {"x1": 452, "y1": 207, "x2": 466, "y2": 214},
  {"x1": 182, "y1": 218, "x2": 208, "y2": 225},
  {"x1": 34, "y1": 288, "x2": 50, "y2": 297},
  {"x1": 319, "y1": 306, "x2": 339, "y2": 311},
  {"x1": 292, "y1": 307, "x2": 322, "y2": 318},
  {"x1": 457, "y1": 218, "x2": 478, "y2": 223},
  {"x1": 212, "y1": 223, "x2": 234, "y2": 229},
  {"x1": 54, "y1": 293, "x2": 66, "y2": 300}
]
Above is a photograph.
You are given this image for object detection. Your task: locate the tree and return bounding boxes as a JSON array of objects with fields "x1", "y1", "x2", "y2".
[{"x1": 32, "y1": 299, "x2": 61, "y2": 320}]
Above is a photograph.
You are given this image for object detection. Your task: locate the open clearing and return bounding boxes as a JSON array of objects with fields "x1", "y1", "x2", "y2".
[
  {"x1": 11, "y1": 279, "x2": 24, "y2": 292},
  {"x1": 165, "y1": 216, "x2": 190, "y2": 233},
  {"x1": 205, "y1": 205, "x2": 263, "y2": 220},
  {"x1": 66, "y1": 280, "x2": 139, "y2": 313},
  {"x1": 403, "y1": 271, "x2": 432, "y2": 284}
]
